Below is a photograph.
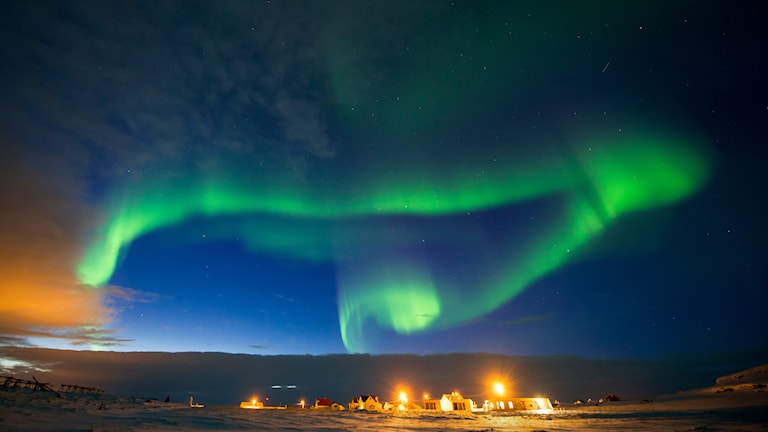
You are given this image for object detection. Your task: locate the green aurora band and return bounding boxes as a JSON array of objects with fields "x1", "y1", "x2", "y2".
[{"x1": 77, "y1": 129, "x2": 710, "y2": 353}]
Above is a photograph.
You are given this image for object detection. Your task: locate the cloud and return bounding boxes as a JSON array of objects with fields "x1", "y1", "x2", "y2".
[
  {"x1": 0, "y1": 335, "x2": 34, "y2": 347},
  {"x1": 2, "y1": 347, "x2": 766, "y2": 405},
  {"x1": 2, "y1": 1, "x2": 339, "y2": 184},
  {"x1": 0, "y1": 136, "x2": 134, "y2": 347},
  {"x1": 104, "y1": 286, "x2": 161, "y2": 304},
  {"x1": 249, "y1": 345, "x2": 270, "y2": 350},
  {"x1": 275, "y1": 91, "x2": 335, "y2": 159}
]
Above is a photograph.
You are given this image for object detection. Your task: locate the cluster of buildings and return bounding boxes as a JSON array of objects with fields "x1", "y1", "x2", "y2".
[
  {"x1": 241, "y1": 390, "x2": 553, "y2": 414},
  {"x1": 343, "y1": 391, "x2": 553, "y2": 414}
]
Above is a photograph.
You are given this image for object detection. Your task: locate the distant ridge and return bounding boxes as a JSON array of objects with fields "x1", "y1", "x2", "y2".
[{"x1": 715, "y1": 364, "x2": 768, "y2": 386}]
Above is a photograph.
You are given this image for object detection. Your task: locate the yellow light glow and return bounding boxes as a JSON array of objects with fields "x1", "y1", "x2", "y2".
[
  {"x1": 399, "y1": 392, "x2": 408, "y2": 403},
  {"x1": 493, "y1": 382, "x2": 505, "y2": 396}
]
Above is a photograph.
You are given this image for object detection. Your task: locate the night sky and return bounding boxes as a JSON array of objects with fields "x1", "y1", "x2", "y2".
[{"x1": 1, "y1": 1, "x2": 766, "y2": 359}]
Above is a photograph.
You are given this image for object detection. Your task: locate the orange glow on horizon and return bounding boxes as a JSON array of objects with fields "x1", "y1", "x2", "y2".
[
  {"x1": 0, "y1": 155, "x2": 115, "y2": 348},
  {"x1": 1, "y1": 279, "x2": 111, "y2": 326}
]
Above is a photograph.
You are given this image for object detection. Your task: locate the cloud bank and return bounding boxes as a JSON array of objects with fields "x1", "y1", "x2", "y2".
[{"x1": 2, "y1": 347, "x2": 766, "y2": 406}]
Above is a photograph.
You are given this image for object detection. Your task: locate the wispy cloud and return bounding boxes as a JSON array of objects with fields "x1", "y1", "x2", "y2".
[
  {"x1": 249, "y1": 344, "x2": 270, "y2": 350},
  {"x1": 3, "y1": 1, "x2": 340, "y2": 184},
  {"x1": 0, "y1": 335, "x2": 34, "y2": 347},
  {"x1": 105, "y1": 286, "x2": 161, "y2": 304}
]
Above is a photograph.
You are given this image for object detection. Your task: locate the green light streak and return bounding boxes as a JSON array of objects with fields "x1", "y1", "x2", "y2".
[
  {"x1": 77, "y1": 129, "x2": 710, "y2": 353},
  {"x1": 580, "y1": 135, "x2": 710, "y2": 217},
  {"x1": 336, "y1": 131, "x2": 712, "y2": 352},
  {"x1": 77, "y1": 144, "x2": 571, "y2": 286},
  {"x1": 337, "y1": 260, "x2": 441, "y2": 353}
]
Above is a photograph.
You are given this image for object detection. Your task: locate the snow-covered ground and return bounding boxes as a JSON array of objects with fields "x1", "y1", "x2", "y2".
[{"x1": 2, "y1": 379, "x2": 767, "y2": 431}]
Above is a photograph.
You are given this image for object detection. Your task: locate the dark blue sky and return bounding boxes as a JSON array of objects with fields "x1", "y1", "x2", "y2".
[{"x1": 1, "y1": 1, "x2": 766, "y2": 358}]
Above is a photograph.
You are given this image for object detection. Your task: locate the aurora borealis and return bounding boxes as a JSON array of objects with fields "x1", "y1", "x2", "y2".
[
  {"x1": 1, "y1": 1, "x2": 766, "y2": 357},
  {"x1": 76, "y1": 129, "x2": 711, "y2": 352}
]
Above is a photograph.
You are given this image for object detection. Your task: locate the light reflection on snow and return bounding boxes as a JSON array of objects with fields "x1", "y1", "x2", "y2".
[{"x1": 2, "y1": 391, "x2": 767, "y2": 432}]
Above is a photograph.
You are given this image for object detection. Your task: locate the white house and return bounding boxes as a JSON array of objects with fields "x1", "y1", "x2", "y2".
[
  {"x1": 423, "y1": 392, "x2": 475, "y2": 412},
  {"x1": 349, "y1": 395, "x2": 383, "y2": 411}
]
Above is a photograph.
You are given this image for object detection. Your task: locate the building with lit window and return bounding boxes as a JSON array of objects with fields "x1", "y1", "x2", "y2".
[
  {"x1": 423, "y1": 392, "x2": 476, "y2": 412},
  {"x1": 483, "y1": 397, "x2": 554, "y2": 414}
]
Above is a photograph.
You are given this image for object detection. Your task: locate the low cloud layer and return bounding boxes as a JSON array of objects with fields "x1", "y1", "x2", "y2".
[{"x1": 2, "y1": 347, "x2": 766, "y2": 406}]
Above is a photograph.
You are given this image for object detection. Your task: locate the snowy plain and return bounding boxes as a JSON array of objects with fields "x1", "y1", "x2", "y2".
[{"x1": 2, "y1": 379, "x2": 767, "y2": 431}]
